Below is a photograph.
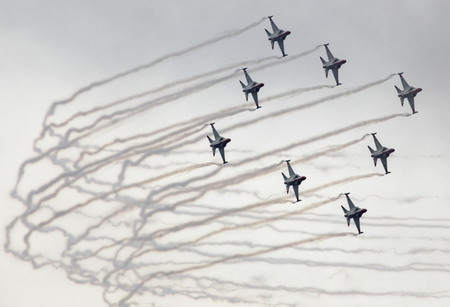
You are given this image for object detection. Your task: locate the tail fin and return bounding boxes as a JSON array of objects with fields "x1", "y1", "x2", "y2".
[
  {"x1": 320, "y1": 56, "x2": 326, "y2": 65},
  {"x1": 239, "y1": 80, "x2": 246, "y2": 89},
  {"x1": 245, "y1": 92, "x2": 249, "y2": 101},
  {"x1": 341, "y1": 205, "x2": 348, "y2": 213},
  {"x1": 394, "y1": 85, "x2": 402, "y2": 94},
  {"x1": 325, "y1": 68, "x2": 329, "y2": 78},
  {"x1": 212, "y1": 147, "x2": 216, "y2": 156},
  {"x1": 207, "y1": 135, "x2": 213, "y2": 143},
  {"x1": 373, "y1": 157, "x2": 378, "y2": 167},
  {"x1": 367, "y1": 145, "x2": 375, "y2": 154},
  {"x1": 265, "y1": 29, "x2": 272, "y2": 37},
  {"x1": 400, "y1": 97, "x2": 404, "y2": 106}
]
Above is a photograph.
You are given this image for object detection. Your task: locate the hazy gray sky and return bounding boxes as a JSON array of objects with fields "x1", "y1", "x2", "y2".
[{"x1": 1, "y1": 1, "x2": 450, "y2": 306}]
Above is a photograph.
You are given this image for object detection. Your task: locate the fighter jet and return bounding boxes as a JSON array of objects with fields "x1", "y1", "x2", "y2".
[
  {"x1": 320, "y1": 44, "x2": 347, "y2": 86},
  {"x1": 367, "y1": 133, "x2": 395, "y2": 174},
  {"x1": 281, "y1": 160, "x2": 307, "y2": 202},
  {"x1": 395, "y1": 72, "x2": 422, "y2": 114},
  {"x1": 265, "y1": 15, "x2": 291, "y2": 57},
  {"x1": 239, "y1": 67, "x2": 265, "y2": 109},
  {"x1": 206, "y1": 123, "x2": 231, "y2": 164},
  {"x1": 341, "y1": 193, "x2": 367, "y2": 235}
]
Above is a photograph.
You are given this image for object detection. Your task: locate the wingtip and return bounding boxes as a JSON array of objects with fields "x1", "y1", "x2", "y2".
[
  {"x1": 285, "y1": 159, "x2": 291, "y2": 164},
  {"x1": 242, "y1": 67, "x2": 247, "y2": 71},
  {"x1": 324, "y1": 43, "x2": 330, "y2": 47},
  {"x1": 344, "y1": 192, "x2": 350, "y2": 196},
  {"x1": 209, "y1": 122, "x2": 215, "y2": 126},
  {"x1": 336, "y1": 82, "x2": 342, "y2": 86},
  {"x1": 398, "y1": 72, "x2": 404, "y2": 75},
  {"x1": 267, "y1": 15, "x2": 273, "y2": 19},
  {"x1": 371, "y1": 132, "x2": 377, "y2": 136}
]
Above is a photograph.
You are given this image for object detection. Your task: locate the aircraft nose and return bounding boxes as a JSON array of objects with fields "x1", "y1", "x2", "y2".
[
  {"x1": 301, "y1": 176, "x2": 307, "y2": 181},
  {"x1": 226, "y1": 138, "x2": 231, "y2": 143},
  {"x1": 362, "y1": 209, "x2": 367, "y2": 213},
  {"x1": 286, "y1": 31, "x2": 291, "y2": 35},
  {"x1": 417, "y1": 88, "x2": 423, "y2": 92},
  {"x1": 260, "y1": 83, "x2": 265, "y2": 87},
  {"x1": 341, "y1": 59, "x2": 347, "y2": 64}
]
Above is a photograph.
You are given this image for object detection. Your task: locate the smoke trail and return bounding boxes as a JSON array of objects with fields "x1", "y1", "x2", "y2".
[
  {"x1": 222, "y1": 74, "x2": 397, "y2": 132},
  {"x1": 44, "y1": 17, "x2": 267, "y2": 120},
  {"x1": 73, "y1": 84, "x2": 331, "y2": 168},
  {"x1": 39, "y1": 45, "x2": 322, "y2": 155},
  {"x1": 149, "y1": 130, "x2": 384, "y2": 205},
  {"x1": 116, "y1": 170, "x2": 379, "y2": 264},
  {"x1": 42, "y1": 54, "x2": 279, "y2": 137},
  {"x1": 20, "y1": 112, "x2": 402, "y2": 229},
  {"x1": 116, "y1": 233, "x2": 350, "y2": 306}
]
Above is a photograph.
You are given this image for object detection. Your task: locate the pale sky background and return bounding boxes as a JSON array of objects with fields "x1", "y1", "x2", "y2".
[{"x1": 1, "y1": 1, "x2": 450, "y2": 306}]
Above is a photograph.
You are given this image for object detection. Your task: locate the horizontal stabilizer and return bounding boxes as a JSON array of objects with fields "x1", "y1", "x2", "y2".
[
  {"x1": 341, "y1": 205, "x2": 348, "y2": 213},
  {"x1": 265, "y1": 29, "x2": 272, "y2": 37},
  {"x1": 207, "y1": 135, "x2": 213, "y2": 143},
  {"x1": 239, "y1": 80, "x2": 246, "y2": 89},
  {"x1": 282, "y1": 172, "x2": 288, "y2": 181},
  {"x1": 394, "y1": 85, "x2": 402, "y2": 93},
  {"x1": 320, "y1": 56, "x2": 326, "y2": 65},
  {"x1": 367, "y1": 145, "x2": 375, "y2": 154}
]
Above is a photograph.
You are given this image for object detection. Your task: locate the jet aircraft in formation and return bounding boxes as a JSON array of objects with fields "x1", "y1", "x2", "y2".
[
  {"x1": 265, "y1": 16, "x2": 291, "y2": 57},
  {"x1": 368, "y1": 133, "x2": 395, "y2": 174},
  {"x1": 341, "y1": 193, "x2": 367, "y2": 235},
  {"x1": 320, "y1": 43, "x2": 347, "y2": 86},
  {"x1": 206, "y1": 123, "x2": 230, "y2": 164},
  {"x1": 239, "y1": 67, "x2": 264, "y2": 109},
  {"x1": 202, "y1": 15, "x2": 425, "y2": 235},
  {"x1": 395, "y1": 72, "x2": 422, "y2": 114},
  {"x1": 281, "y1": 160, "x2": 306, "y2": 202}
]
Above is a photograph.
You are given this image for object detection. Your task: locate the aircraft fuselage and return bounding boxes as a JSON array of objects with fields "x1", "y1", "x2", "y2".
[
  {"x1": 269, "y1": 30, "x2": 291, "y2": 41},
  {"x1": 371, "y1": 147, "x2": 395, "y2": 159},
  {"x1": 243, "y1": 82, "x2": 264, "y2": 93},
  {"x1": 323, "y1": 58, "x2": 347, "y2": 69},
  {"x1": 210, "y1": 137, "x2": 231, "y2": 148},
  {"x1": 398, "y1": 87, "x2": 422, "y2": 98},
  {"x1": 344, "y1": 207, "x2": 367, "y2": 219},
  {"x1": 284, "y1": 175, "x2": 306, "y2": 186}
]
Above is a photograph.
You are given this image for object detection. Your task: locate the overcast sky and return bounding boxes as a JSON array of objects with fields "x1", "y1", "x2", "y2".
[{"x1": 1, "y1": 1, "x2": 450, "y2": 307}]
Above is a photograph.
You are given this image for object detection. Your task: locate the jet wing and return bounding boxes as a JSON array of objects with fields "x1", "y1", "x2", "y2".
[
  {"x1": 353, "y1": 216, "x2": 362, "y2": 234},
  {"x1": 276, "y1": 39, "x2": 286, "y2": 57},
  {"x1": 287, "y1": 162, "x2": 296, "y2": 177},
  {"x1": 269, "y1": 18, "x2": 280, "y2": 33},
  {"x1": 325, "y1": 45, "x2": 335, "y2": 61},
  {"x1": 218, "y1": 146, "x2": 227, "y2": 164},
  {"x1": 293, "y1": 184, "x2": 300, "y2": 202},
  {"x1": 372, "y1": 134, "x2": 383, "y2": 151},
  {"x1": 346, "y1": 194, "x2": 356, "y2": 210},
  {"x1": 211, "y1": 125, "x2": 221, "y2": 140},
  {"x1": 380, "y1": 156, "x2": 389, "y2": 174},
  {"x1": 400, "y1": 74, "x2": 411, "y2": 90},
  {"x1": 244, "y1": 70, "x2": 254, "y2": 84},
  {"x1": 407, "y1": 96, "x2": 416, "y2": 113},
  {"x1": 251, "y1": 91, "x2": 260, "y2": 108},
  {"x1": 332, "y1": 68, "x2": 339, "y2": 85}
]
